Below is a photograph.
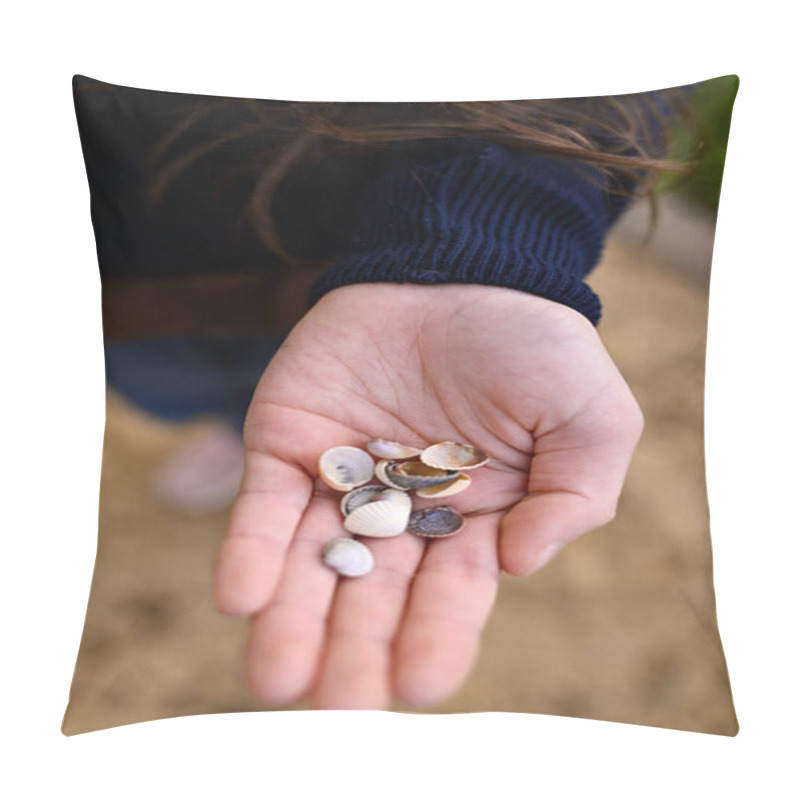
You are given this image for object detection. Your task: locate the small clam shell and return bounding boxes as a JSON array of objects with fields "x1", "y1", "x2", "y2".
[
  {"x1": 407, "y1": 506, "x2": 465, "y2": 537},
  {"x1": 373, "y1": 488, "x2": 413, "y2": 510},
  {"x1": 420, "y1": 442, "x2": 489, "y2": 470},
  {"x1": 340, "y1": 485, "x2": 386, "y2": 516},
  {"x1": 376, "y1": 459, "x2": 458, "y2": 490},
  {"x1": 318, "y1": 446, "x2": 375, "y2": 491},
  {"x1": 415, "y1": 472, "x2": 471, "y2": 498},
  {"x1": 344, "y1": 498, "x2": 411, "y2": 537},
  {"x1": 366, "y1": 438, "x2": 423, "y2": 460},
  {"x1": 322, "y1": 537, "x2": 375, "y2": 577},
  {"x1": 341, "y1": 486, "x2": 412, "y2": 516}
]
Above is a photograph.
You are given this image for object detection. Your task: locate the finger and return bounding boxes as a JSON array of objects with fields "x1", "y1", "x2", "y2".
[
  {"x1": 309, "y1": 533, "x2": 427, "y2": 710},
  {"x1": 500, "y1": 398, "x2": 643, "y2": 576},
  {"x1": 243, "y1": 494, "x2": 344, "y2": 706},
  {"x1": 214, "y1": 450, "x2": 312, "y2": 616},
  {"x1": 393, "y1": 512, "x2": 501, "y2": 707}
]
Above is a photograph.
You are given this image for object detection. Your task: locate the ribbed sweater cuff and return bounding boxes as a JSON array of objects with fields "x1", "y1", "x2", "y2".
[{"x1": 309, "y1": 140, "x2": 616, "y2": 325}]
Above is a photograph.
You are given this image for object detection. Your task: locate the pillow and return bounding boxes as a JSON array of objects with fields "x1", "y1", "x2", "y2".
[{"x1": 63, "y1": 74, "x2": 739, "y2": 735}]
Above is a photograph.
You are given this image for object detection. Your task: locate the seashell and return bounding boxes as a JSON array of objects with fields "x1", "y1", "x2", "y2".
[
  {"x1": 366, "y1": 438, "x2": 423, "y2": 460},
  {"x1": 415, "y1": 472, "x2": 471, "y2": 498},
  {"x1": 374, "y1": 460, "x2": 400, "y2": 488},
  {"x1": 420, "y1": 442, "x2": 489, "y2": 471},
  {"x1": 341, "y1": 485, "x2": 412, "y2": 516},
  {"x1": 373, "y1": 488, "x2": 413, "y2": 510},
  {"x1": 407, "y1": 506, "x2": 465, "y2": 537},
  {"x1": 318, "y1": 446, "x2": 375, "y2": 491},
  {"x1": 376, "y1": 458, "x2": 458, "y2": 490},
  {"x1": 340, "y1": 484, "x2": 387, "y2": 516},
  {"x1": 344, "y1": 497, "x2": 411, "y2": 538},
  {"x1": 322, "y1": 537, "x2": 375, "y2": 577}
]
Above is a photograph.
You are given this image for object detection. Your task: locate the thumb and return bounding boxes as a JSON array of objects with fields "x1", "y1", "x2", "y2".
[{"x1": 499, "y1": 398, "x2": 644, "y2": 576}]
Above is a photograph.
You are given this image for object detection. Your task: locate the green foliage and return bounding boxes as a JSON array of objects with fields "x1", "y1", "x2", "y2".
[{"x1": 659, "y1": 75, "x2": 739, "y2": 216}]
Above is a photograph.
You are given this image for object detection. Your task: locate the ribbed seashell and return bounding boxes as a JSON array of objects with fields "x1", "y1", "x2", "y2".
[
  {"x1": 341, "y1": 485, "x2": 412, "y2": 516},
  {"x1": 366, "y1": 438, "x2": 423, "y2": 460},
  {"x1": 322, "y1": 537, "x2": 375, "y2": 577},
  {"x1": 415, "y1": 472, "x2": 471, "y2": 498},
  {"x1": 407, "y1": 506, "x2": 465, "y2": 537},
  {"x1": 318, "y1": 446, "x2": 375, "y2": 491},
  {"x1": 340, "y1": 485, "x2": 386, "y2": 516},
  {"x1": 343, "y1": 497, "x2": 411, "y2": 537},
  {"x1": 420, "y1": 442, "x2": 489, "y2": 471},
  {"x1": 375, "y1": 458, "x2": 458, "y2": 490},
  {"x1": 373, "y1": 488, "x2": 413, "y2": 510}
]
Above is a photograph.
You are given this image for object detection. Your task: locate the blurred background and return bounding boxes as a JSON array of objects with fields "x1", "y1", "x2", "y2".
[{"x1": 62, "y1": 77, "x2": 739, "y2": 736}]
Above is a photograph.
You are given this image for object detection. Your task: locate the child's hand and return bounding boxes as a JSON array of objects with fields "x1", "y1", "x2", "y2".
[{"x1": 214, "y1": 283, "x2": 643, "y2": 709}]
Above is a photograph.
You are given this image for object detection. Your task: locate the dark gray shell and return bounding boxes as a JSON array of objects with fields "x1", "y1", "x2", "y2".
[{"x1": 407, "y1": 506, "x2": 465, "y2": 537}]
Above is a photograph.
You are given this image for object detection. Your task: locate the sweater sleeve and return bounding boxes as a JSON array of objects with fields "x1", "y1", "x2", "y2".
[{"x1": 307, "y1": 138, "x2": 633, "y2": 326}]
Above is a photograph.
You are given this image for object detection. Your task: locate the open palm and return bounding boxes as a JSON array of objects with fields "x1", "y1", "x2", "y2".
[{"x1": 214, "y1": 283, "x2": 643, "y2": 709}]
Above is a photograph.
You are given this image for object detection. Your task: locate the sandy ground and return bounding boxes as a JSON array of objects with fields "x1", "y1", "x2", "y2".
[{"x1": 61, "y1": 206, "x2": 738, "y2": 736}]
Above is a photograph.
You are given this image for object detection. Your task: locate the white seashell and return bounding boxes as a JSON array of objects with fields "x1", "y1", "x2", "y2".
[
  {"x1": 318, "y1": 446, "x2": 375, "y2": 491},
  {"x1": 375, "y1": 458, "x2": 457, "y2": 490},
  {"x1": 415, "y1": 472, "x2": 471, "y2": 498},
  {"x1": 420, "y1": 442, "x2": 489, "y2": 471},
  {"x1": 373, "y1": 488, "x2": 413, "y2": 510},
  {"x1": 344, "y1": 498, "x2": 411, "y2": 537},
  {"x1": 322, "y1": 537, "x2": 375, "y2": 577},
  {"x1": 366, "y1": 438, "x2": 423, "y2": 460},
  {"x1": 407, "y1": 506, "x2": 465, "y2": 537}
]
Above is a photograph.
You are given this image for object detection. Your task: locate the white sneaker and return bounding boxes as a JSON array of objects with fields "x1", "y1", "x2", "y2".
[{"x1": 151, "y1": 424, "x2": 245, "y2": 514}]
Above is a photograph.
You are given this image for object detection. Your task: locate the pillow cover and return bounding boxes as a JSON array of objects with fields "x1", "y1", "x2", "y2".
[{"x1": 63, "y1": 74, "x2": 739, "y2": 735}]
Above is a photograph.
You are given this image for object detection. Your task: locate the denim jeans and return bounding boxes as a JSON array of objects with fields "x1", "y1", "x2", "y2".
[{"x1": 104, "y1": 331, "x2": 287, "y2": 431}]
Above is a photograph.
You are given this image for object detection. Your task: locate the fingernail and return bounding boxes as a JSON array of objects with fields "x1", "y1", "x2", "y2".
[{"x1": 532, "y1": 543, "x2": 564, "y2": 572}]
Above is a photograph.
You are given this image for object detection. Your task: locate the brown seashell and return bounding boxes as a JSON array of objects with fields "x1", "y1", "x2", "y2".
[
  {"x1": 415, "y1": 472, "x2": 471, "y2": 498},
  {"x1": 376, "y1": 458, "x2": 458, "y2": 490}
]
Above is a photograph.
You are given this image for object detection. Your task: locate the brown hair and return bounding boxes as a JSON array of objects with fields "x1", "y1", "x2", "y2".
[{"x1": 151, "y1": 90, "x2": 696, "y2": 267}]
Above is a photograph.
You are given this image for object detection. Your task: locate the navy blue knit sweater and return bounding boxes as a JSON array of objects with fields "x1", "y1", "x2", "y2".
[
  {"x1": 309, "y1": 138, "x2": 635, "y2": 326},
  {"x1": 73, "y1": 76, "x2": 681, "y2": 329}
]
